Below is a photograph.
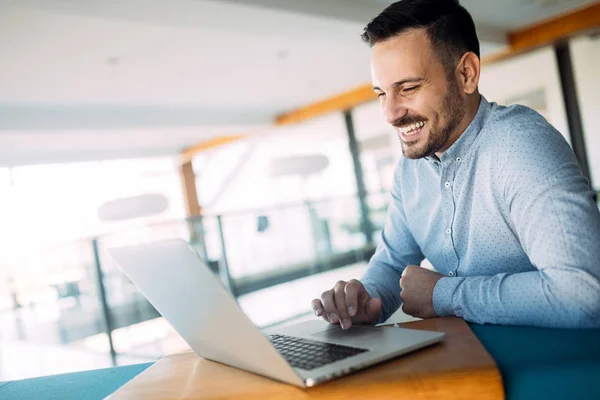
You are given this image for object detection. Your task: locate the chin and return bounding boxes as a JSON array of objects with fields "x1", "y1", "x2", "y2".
[
  {"x1": 400, "y1": 141, "x2": 428, "y2": 159},
  {"x1": 401, "y1": 148, "x2": 424, "y2": 159},
  {"x1": 402, "y1": 151, "x2": 425, "y2": 160}
]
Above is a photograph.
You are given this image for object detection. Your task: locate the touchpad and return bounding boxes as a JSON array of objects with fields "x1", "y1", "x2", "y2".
[{"x1": 311, "y1": 325, "x2": 381, "y2": 340}]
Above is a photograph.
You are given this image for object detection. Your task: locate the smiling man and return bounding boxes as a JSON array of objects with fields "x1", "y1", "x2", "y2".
[{"x1": 311, "y1": 0, "x2": 600, "y2": 328}]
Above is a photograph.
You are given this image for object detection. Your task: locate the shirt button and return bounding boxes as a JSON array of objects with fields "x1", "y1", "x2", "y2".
[
  {"x1": 456, "y1": 157, "x2": 462, "y2": 162},
  {"x1": 444, "y1": 181, "x2": 451, "y2": 188},
  {"x1": 448, "y1": 271, "x2": 455, "y2": 277},
  {"x1": 445, "y1": 228, "x2": 451, "y2": 234}
]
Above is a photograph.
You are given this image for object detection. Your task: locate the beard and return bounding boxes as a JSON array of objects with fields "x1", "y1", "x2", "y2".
[{"x1": 396, "y1": 78, "x2": 466, "y2": 159}]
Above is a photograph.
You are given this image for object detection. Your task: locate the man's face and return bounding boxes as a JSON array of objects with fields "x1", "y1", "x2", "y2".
[{"x1": 371, "y1": 29, "x2": 465, "y2": 159}]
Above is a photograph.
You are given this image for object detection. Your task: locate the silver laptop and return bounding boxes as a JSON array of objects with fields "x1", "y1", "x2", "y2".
[{"x1": 106, "y1": 239, "x2": 444, "y2": 388}]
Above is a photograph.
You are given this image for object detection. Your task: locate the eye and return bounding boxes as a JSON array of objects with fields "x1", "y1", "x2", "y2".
[
  {"x1": 403, "y1": 86, "x2": 419, "y2": 93},
  {"x1": 376, "y1": 92, "x2": 385, "y2": 98}
]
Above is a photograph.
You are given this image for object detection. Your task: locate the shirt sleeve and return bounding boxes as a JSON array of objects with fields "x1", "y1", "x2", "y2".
[
  {"x1": 361, "y1": 160, "x2": 425, "y2": 324},
  {"x1": 432, "y1": 113, "x2": 600, "y2": 328}
]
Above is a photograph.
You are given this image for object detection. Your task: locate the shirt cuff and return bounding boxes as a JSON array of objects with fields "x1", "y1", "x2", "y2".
[
  {"x1": 362, "y1": 280, "x2": 380, "y2": 300},
  {"x1": 361, "y1": 281, "x2": 387, "y2": 325},
  {"x1": 432, "y1": 277, "x2": 463, "y2": 317}
]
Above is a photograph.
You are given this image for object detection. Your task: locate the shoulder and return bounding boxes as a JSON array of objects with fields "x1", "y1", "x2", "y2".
[{"x1": 483, "y1": 102, "x2": 575, "y2": 171}]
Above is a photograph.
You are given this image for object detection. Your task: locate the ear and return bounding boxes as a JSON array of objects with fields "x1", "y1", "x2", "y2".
[{"x1": 456, "y1": 52, "x2": 480, "y2": 95}]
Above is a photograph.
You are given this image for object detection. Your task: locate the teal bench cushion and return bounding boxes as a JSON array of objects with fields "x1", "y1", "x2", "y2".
[
  {"x1": 0, "y1": 362, "x2": 153, "y2": 400},
  {"x1": 470, "y1": 323, "x2": 600, "y2": 400}
]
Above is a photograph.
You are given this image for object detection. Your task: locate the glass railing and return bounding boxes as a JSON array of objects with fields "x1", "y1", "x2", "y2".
[{"x1": 0, "y1": 192, "x2": 389, "y2": 373}]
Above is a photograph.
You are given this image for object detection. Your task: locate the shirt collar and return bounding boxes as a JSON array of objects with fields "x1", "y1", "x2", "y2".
[{"x1": 425, "y1": 95, "x2": 491, "y2": 164}]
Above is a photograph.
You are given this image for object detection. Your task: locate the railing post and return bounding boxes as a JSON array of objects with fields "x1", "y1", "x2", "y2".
[
  {"x1": 344, "y1": 110, "x2": 375, "y2": 246},
  {"x1": 189, "y1": 216, "x2": 210, "y2": 263},
  {"x1": 555, "y1": 42, "x2": 594, "y2": 199},
  {"x1": 216, "y1": 215, "x2": 236, "y2": 297},
  {"x1": 92, "y1": 238, "x2": 117, "y2": 366}
]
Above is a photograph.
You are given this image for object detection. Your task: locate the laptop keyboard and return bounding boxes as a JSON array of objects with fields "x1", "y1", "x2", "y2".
[{"x1": 268, "y1": 334, "x2": 368, "y2": 371}]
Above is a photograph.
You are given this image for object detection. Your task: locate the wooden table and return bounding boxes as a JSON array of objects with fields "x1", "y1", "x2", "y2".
[{"x1": 108, "y1": 317, "x2": 504, "y2": 400}]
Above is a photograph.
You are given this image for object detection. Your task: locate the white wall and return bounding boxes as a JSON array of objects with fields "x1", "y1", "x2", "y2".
[
  {"x1": 571, "y1": 34, "x2": 600, "y2": 190},
  {"x1": 479, "y1": 46, "x2": 571, "y2": 144}
]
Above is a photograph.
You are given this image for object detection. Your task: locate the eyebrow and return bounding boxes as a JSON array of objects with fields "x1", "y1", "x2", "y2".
[{"x1": 372, "y1": 77, "x2": 423, "y2": 92}]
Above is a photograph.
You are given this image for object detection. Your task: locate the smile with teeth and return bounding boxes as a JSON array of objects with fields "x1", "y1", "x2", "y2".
[{"x1": 398, "y1": 121, "x2": 425, "y2": 136}]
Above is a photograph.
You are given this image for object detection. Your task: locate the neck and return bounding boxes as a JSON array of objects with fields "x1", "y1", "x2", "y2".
[{"x1": 434, "y1": 92, "x2": 481, "y2": 159}]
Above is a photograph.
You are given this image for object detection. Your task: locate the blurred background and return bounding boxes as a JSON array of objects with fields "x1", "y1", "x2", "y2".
[{"x1": 0, "y1": 0, "x2": 599, "y2": 381}]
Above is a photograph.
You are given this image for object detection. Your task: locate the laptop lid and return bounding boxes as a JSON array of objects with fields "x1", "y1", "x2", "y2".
[{"x1": 106, "y1": 239, "x2": 304, "y2": 387}]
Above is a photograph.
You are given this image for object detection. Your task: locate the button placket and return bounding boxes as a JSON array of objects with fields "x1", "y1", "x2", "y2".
[
  {"x1": 440, "y1": 162, "x2": 454, "y2": 274},
  {"x1": 441, "y1": 157, "x2": 460, "y2": 274}
]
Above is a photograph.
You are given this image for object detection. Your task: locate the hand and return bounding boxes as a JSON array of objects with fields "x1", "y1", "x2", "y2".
[
  {"x1": 311, "y1": 279, "x2": 382, "y2": 330},
  {"x1": 399, "y1": 265, "x2": 444, "y2": 319}
]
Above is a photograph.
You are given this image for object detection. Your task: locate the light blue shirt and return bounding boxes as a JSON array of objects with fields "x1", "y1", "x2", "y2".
[{"x1": 362, "y1": 95, "x2": 600, "y2": 328}]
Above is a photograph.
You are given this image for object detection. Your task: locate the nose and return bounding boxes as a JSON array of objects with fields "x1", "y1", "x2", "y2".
[{"x1": 382, "y1": 95, "x2": 408, "y2": 125}]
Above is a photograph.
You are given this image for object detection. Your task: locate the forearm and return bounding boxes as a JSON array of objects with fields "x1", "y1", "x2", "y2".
[{"x1": 433, "y1": 268, "x2": 600, "y2": 328}]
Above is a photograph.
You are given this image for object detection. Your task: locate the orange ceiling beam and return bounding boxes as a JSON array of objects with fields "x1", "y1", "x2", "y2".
[
  {"x1": 274, "y1": 84, "x2": 377, "y2": 126},
  {"x1": 181, "y1": 134, "x2": 248, "y2": 163},
  {"x1": 508, "y1": 2, "x2": 600, "y2": 53}
]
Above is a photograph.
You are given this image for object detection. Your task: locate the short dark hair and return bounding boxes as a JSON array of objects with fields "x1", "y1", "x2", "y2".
[{"x1": 361, "y1": 0, "x2": 480, "y2": 75}]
